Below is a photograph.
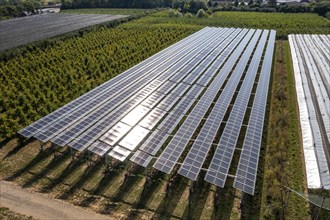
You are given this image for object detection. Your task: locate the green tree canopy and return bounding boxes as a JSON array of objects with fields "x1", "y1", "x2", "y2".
[{"x1": 196, "y1": 8, "x2": 206, "y2": 17}]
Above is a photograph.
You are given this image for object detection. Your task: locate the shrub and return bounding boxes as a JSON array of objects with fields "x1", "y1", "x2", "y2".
[
  {"x1": 168, "y1": 9, "x2": 183, "y2": 17},
  {"x1": 325, "y1": 12, "x2": 330, "y2": 20},
  {"x1": 196, "y1": 8, "x2": 207, "y2": 18},
  {"x1": 206, "y1": 8, "x2": 213, "y2": 15},
  {"x1": 185, "y1": 12, "x2": 194, "y2": 17}
]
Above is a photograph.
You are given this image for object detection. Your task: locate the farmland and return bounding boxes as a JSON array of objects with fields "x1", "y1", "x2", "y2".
[
  {"x1": 1, "y1": 9, "x2": 329, "y2": 219},
  {"x1": 137, "y1": 11, "x2": 330, "y2": 39},
  {"x1": 0, "y1": 13, "x2": 128, "y2": 51}
]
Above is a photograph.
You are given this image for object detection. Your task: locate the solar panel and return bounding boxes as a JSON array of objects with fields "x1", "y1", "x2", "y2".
[
  {"x1": 141, "y1": 92, "x2": 165, "y2": 109},
  {"x1": 108, "y1": 145, "x2": 131, "y2": 161},
  {"x1": 53, "y1": 30, "x2": 223, "y2": 149},
  {"x1": 169, "y1": 71, "x2": 189, "y2": 83},
  {"x1": 33, "y1": 28, "x2": 221, "y2": 144},
  {"x1": 65, "y1": 28, "x2": 227, "y2": 151},
  {"x1": 182, "y1": 85, "x2": 205, "y2": 99},
  {"x1": 116, "y1": 125, "x2": 149, "y2": 151},
  {"x1": 107, "y1": 125, "x2": 151, "y2": 161},
  {"x1": 153, "y1": 28, "x2": 252, "y2": 174},
  {"x1": 233, "y1": 30, "x2": 275, "y2": 195},
  {"x1": 190, "y1": 65, "x2": 208, "y2": 75},
  {"x1": 91, "y1": 80, "x2": 195, "y2": 154},
  {"x1": 151, "y1": 29, "x2": 247, "y2": 170},
  {"x1": 68, "y1": 101, "x2": 138, "y2": 151},
  {"x1": 121, "y1": 105, "x2": 151, "y2": 127},
  {"x1": 156, "y1": 81, "x2": 177, "y2": 95},
  {"x1": 159, "y1": 86, "x2": 205, "y2": 133},
  {"x1": 34, "y1": 69, "x2": 162, "y2": 143},
  {"x1": 79, "y1": 30, "x2": 231, "y2": 154},
  {"x1": 182, "y1": 40, "x2": 232, "y2": 88},
  {"x1": 179, "y1": 30, "x2": 266, "y2": 180},
  {"x1": 169, "y1": 83, "x2": 191, "y2": 97},
  {"x1": 138, "y1": 131, "x2": 169, "y2": 156},
  {"x1": 18, "y1": 27, "x2": 213, "y2": 138},
  {"x1": 182, "y1": 73, "x2": 203, "y2": 85},
  {"x1": 92, "y1": 76, "x2": 209, "y2": 157},
  {"x1": 139, "y1": 108, "x2": 166, "y2": 130},
  {"x1": 51, "y1": 79, "x2": 160, "y2": 147},
  {"x1": 171, "y1": 97, "x2": 203, "y2": 115},
  {"x1": 117, "y1": 83, "x2": 202, "y2": 162},
  {"x1": 195, "y1": 44, "x2": 238, "y2": 87},
  {"x1": 138, "y1": 85, "x2": 205, "y2": 158},
  {"x1": 88, "y1": 141, "x2": 113, "y2": 156},
  {"x1": 204, "y1": 29, "x2": 264, "y2": 187},
  {"x1": 130, "y1": 150, "x2": 153, "y2": 167},
  {"x1": 97, "y1": 122, "x2": 131, "y2": 148},
  {"x1": 195, "y1": 74, "x2": 214, "y2": 87},
  {"x1": 180, "y1": 64, "x2": 196, "y2": 74},
  {"x1": 19, "y1": 27, "x2": 278, "y2": 191},
  {"x1": 197, "y1": 59, "x2": 214, "y2": 69},
  {"x1": 161, "y1": 28, "x2": 224, "y2": 77},
  {"x1": 156, "y1": 80, "x2": 209, "y2": 113},
  {"x1": 156, "y1": 93, "x2": 181, "y2": 112},
  {"x1": 168, "y1": 29, "x2": 235, "y2": 85}
]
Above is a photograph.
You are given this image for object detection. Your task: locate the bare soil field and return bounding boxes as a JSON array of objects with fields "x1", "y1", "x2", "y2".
[
  {"x1": 0, "y1": 13, "x2": 128, "y2": 51},
  {"x1": 0, "y1": 180, "x2": 110, "y2": 219}
]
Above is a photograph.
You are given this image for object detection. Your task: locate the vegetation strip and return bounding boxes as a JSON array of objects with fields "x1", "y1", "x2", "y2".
[{"x1": 260, "y1": 40, "x2": 309, "y2": 219}]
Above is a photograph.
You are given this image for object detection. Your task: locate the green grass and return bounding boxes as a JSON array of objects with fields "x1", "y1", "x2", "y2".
[
  {"x1": 259, "y1": 41, "x2": 309, "y2": 219},
  {"x1": 61, "y1": 8, "x2": 157, "y2": 16},
  {"x1": 283, "y1": 40, "x2": 309, "y2": 218}
]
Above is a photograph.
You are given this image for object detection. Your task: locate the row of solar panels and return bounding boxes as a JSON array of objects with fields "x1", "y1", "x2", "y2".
[
  {"x1": 19, "y1": 27, "x2": 276, "y2": 195},
  {"x1": 289, "y1": 34, "x2": 330, "y2": 189}
]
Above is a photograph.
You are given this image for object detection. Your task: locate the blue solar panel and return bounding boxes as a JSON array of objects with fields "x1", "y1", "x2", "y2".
[
  {"x1": 18, "y1": 27, "x2": 213, "y2": 138},
  {"x1": 204, "y1": 29, "x2": 265, "y2": 187},
  {"x1": 138, "y1": 85, "x2": 205, "y2": 157},
  {"x1": 29, "y1": 28, "x2": 219, "y2": 144},
  {"x1": 39, "y1": 54, "x2": 185, "y2": 144},
  {"x1": 65, "y1": 28, "x2": 226, "y2": 152},
  {"x1": 18, "y1": 27, "x2": 277, "y2": 192},
  {"x1": 180, "y1": 30, "x2": 268, "y2": 182},
  {"x1": 153, "y1": 28, "x2": 251, "y2": 174},
  {"x1": 233, "y1": 30, "x2": 276, "y2": 195},
  {"x1": 130, "y1": 150, "x2": 153, "y2": 167}
]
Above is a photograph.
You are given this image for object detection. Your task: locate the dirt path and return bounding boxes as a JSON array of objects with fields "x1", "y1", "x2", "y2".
[{"x1": 0, "y1": 181, "x2": 110, "y2": 219}]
